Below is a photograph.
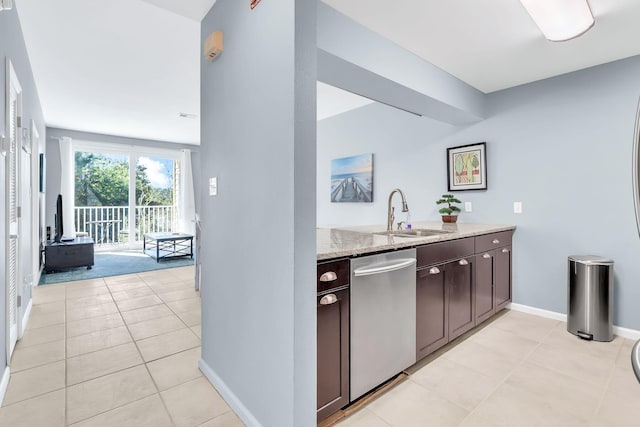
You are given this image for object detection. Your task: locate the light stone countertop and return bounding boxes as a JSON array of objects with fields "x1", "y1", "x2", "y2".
[{"x1": 317, "y1": 221, "x2": 516, "y2": 261}]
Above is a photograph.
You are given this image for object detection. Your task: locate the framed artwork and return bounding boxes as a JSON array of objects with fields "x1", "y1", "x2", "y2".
[
  {"x1": 447, "y1": 142, "x2": 487, "y2": 191},
  {"x1": 331, "y1": 153, "x2": 373, "y2": 203}
]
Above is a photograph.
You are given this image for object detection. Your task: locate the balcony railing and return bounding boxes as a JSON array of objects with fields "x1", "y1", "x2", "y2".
[{"x1": 75, "y1": 205, "x2": 177, "y2": 245}]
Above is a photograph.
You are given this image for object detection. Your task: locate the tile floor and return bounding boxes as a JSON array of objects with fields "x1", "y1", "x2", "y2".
[
  {"x1": 4, "y1": 270, "x2": 640, "y2": 427},
  {"x1": 1, "y1": 266, "x2": 245, "y2": 427},
  {"x1": 337, "y1": 309, "x2": 640, "y2": 427}
]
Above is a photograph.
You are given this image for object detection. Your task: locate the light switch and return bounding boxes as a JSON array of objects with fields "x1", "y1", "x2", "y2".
[
  {"x1": 209, "y1": 177, "x2": 218, "y2": 196},
  {"x1": 464, "y1": 202, "x2": 472, "y2": 212},
  {"x1": 514, "y1": 201, "x2": 522, "y2": 214}
]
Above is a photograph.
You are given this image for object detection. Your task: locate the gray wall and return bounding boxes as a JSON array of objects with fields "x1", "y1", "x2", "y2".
[
  {"x1": 318, "y1": 102, "x2": 457, "y2": 226},
  {"x1": 199, "y1": 0, "x2": 316, "y2": 426},
  {"x1": 1, "y1": 3, "x2": 46, "y2": 371},
  {"x1": 318, "y1": 55, "x2": 640, "y2": 330},
  {"x1": 45, "y1": 127, "x2": 200, "y2": 230}
]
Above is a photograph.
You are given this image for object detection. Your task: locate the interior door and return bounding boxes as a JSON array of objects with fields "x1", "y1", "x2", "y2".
[{"x1": 6, "y1": 60, "x2": 22, "y2": 358}]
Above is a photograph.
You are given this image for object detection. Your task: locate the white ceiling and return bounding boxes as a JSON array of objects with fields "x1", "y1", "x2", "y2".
[
  {"x1": 15, "y1": 0, "x2": 640, "y2": 145},
  {"x1": 322, "y1": 0, "x2": 640, "y2": 93},
  {"x1": 140, "y1": 0, "x2": 217, "y2": 22},
  {"x1": 317, "y1": 82, "x2": 374, "y2": 121},
  {"x1": 16, "y1": 0, "x2": 210, "y2": 145}
]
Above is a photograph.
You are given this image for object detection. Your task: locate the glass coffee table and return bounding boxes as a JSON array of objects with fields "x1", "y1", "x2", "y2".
[{"x1": 143, "y1": 232, "x2": 194, "y2": 262}]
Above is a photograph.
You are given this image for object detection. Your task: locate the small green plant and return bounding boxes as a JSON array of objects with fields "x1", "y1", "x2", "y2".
[{"x1": 436, "y1": 194, "x2": 462, "y2": 216}]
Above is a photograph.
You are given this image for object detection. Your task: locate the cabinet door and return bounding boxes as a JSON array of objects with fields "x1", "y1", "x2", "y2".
[
  {"x1": 317, "y1": 288, "x2": 350, "y2": 422},
  {"x1": 448, "y1": 258, "x2": 475, "y2": 340},
  {"x1": 475, "y1": 252, "x2": 495, "y2": 324},
  {"x1": 416, "y1": 265, "x2": 448, "y2": 360},
  {"x1": 494, "y1": 245, "x2": 512, "y2": 310}
]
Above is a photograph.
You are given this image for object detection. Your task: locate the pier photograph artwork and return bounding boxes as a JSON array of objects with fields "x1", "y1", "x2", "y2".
[{"x1": 331, "y1": 153, "x2": 373, "y2": 203}]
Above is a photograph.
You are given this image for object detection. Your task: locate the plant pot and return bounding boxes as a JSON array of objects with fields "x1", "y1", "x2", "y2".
[{"x1": 441, "y1": 215, "x2": 458, "y2": 223}]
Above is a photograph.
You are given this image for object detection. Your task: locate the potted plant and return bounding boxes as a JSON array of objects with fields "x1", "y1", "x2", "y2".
[{"x1": 436, "y1": 194, "x2": 462, "y2": 223}]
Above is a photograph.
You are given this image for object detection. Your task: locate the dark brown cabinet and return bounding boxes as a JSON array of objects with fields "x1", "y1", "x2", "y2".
[
  {"x1": 475, "y1": 252, "x2": 496, "y2": 324},
  {"x1": 474, "y1": 231, "x2": 513, "y2": 325},
  {"x1": 416, "y1": 238, "x2": 475, "y2": 361},
  {"x1": 416, "y1": 264, "x2": 448, "y2": 360},
  {"x1": 317, "y1": 259, "x2": 350, "y2": 422},
  {"x1": 316, "y1": 229, "x2": 514, "y2": 420},
  {"x1": 495, "y1": 245, "x2": 512, "y2": 310},
  {"x1": 448, "y1": 258, "x2": 475, "y2": 340}
]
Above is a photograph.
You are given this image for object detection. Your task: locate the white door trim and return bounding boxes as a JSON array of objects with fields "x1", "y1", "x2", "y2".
[
  {"x1": 5, "y1": 58, "x2": 22, "y2": 362},
  {"x1": 0, "y1": 366, "x2": 10, "y2": 407},
  {"x1": 31, "y1": 121, "x2": 41, "y2": 285}
]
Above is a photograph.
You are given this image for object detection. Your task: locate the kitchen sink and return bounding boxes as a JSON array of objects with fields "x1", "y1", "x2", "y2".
[{"x1": 375, "y1": 229, "x2": 454, "y2": 238}]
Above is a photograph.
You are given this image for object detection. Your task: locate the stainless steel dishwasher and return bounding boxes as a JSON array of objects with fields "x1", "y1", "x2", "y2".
[{"x1": 350, "y1": 248, "x2": 417, "y2": 400}]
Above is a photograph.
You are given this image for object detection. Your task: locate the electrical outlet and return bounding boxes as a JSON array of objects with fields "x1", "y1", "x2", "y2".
[
  {"x1": 464, "y1": 202, "x2": 472, "y2": 212},
  {"x1": 209, "y1": 177, "x2": 218, "y2": 196},
  {"x1": 514, "y1": 201, "x2": 522, "y2": 214}
]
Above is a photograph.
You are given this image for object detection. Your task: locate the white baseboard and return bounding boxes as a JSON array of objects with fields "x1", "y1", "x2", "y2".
[
  {"x1": 507, "y1": 303, "x2": 567, "y2": 322},
  {"x1": 507, "y1": 303, "x2": 640, "y2": 340},
  {"x1": 19, "y1": 299, "x2": 33, "y2": 339},
  {"x1": 612, "y1": 326, "x2": 640, "y2": 341},
  {"x1": 199, "y1": 359, "x2": 262, "y2": 427},
  {"x1": 0, "y1": 366, "x2": 10, "y2": 407}
]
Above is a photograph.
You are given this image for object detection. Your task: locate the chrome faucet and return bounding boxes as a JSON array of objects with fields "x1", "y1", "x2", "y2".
[{"x1": 387, "y1": 188, "x2": 409, "y2": 231}]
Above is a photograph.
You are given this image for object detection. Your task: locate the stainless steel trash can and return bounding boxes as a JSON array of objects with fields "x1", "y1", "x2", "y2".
[{"x1": 567, "y1": 255, "x2": 614, "y2": 342}]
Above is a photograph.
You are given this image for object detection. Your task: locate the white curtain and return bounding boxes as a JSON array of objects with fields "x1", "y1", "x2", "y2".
[
  {"x1": 59, "y1": 137, "x2": 76, "y2": 238},
  {"x1": 179, "y1": 149, "x2": 196, "y2": 235}
]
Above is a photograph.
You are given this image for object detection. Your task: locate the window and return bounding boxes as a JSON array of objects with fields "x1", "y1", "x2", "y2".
[{"x1": 73, "y1": 141, "x2": 182, "y2": 249}]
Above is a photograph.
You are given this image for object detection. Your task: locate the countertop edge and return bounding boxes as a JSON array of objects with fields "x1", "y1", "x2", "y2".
[{"x1": 317, "y1": 223, "x2": 516, "y2": 261}]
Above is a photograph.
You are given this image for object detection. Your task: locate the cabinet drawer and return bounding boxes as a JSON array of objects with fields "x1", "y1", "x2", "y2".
[
  {"x1": 416, "y1": 238, "x2": 474, "y2": 268},
  {"x1": 317, "y1": 259, "x2": 350, "y2": 293},
  {"x1": 475, "y1": 231, "x2": 512, "y2": 253}
]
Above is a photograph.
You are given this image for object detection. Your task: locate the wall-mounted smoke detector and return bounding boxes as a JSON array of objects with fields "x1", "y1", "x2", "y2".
[
  {"x1": 178, "y1": 113, "x2": 198, "y2": 119},
  {"x1": 0, "y1": 0, "x2": 14, "y2": 11}
]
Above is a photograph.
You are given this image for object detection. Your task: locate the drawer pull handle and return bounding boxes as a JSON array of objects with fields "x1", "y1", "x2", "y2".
[
  {"x1": 502, "y1": 248, "x2": 510, "y2": 253},
  {"x1": 320, "y1": 271, "x2": 337, "y2": 282},
  {"x1": 429, "y1": 267, "x2": 441, "y2": 275},
  {"x1": 483, "y1": 253, "x2": 492, "y2": 259},
  {"x1": 459, "y1": 259, "x2": 469, "y2": 266},
  {"x1": 320, "y1": 294, "x2": 338, "y2": 305},
  {"x1": 492, "y1": 239, "x2": 500, "y2": 244}
]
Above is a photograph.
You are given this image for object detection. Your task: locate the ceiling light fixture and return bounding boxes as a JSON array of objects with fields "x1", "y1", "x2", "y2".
[{"x1": 519, "y1": 0, "x2": 594, "y2": 42}]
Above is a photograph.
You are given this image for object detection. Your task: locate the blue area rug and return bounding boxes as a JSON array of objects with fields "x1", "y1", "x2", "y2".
[{"x1": 39, "y1": 250, "x2": 194, "y2": 285}]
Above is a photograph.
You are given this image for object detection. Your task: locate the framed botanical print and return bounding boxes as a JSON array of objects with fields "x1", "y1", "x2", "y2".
[{"x1": 447, "y1": 142, "x2": 487, "y2": 191}]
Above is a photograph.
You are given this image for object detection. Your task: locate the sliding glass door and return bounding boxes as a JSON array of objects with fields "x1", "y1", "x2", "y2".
[
  {"x1": 134, "y1": 156, "x2": 177, "y2": 244},
  {"x1": 73, "y1": 143, "x2": 181, "y2": 250},
  {"x1": 74, "y1": 150, "x2": 130, "y2": 247}
]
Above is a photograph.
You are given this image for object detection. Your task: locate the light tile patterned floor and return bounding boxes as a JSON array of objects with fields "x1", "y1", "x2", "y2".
[
  {"x1": 5, "y1": 271, "x2": 640, "y2": 427},
  {"x1": 1, "y1": 266, "x2": 245, "y2": 427},
  {"x1": 338, "y1": 309, "x2": 640, "y2": 427}
]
